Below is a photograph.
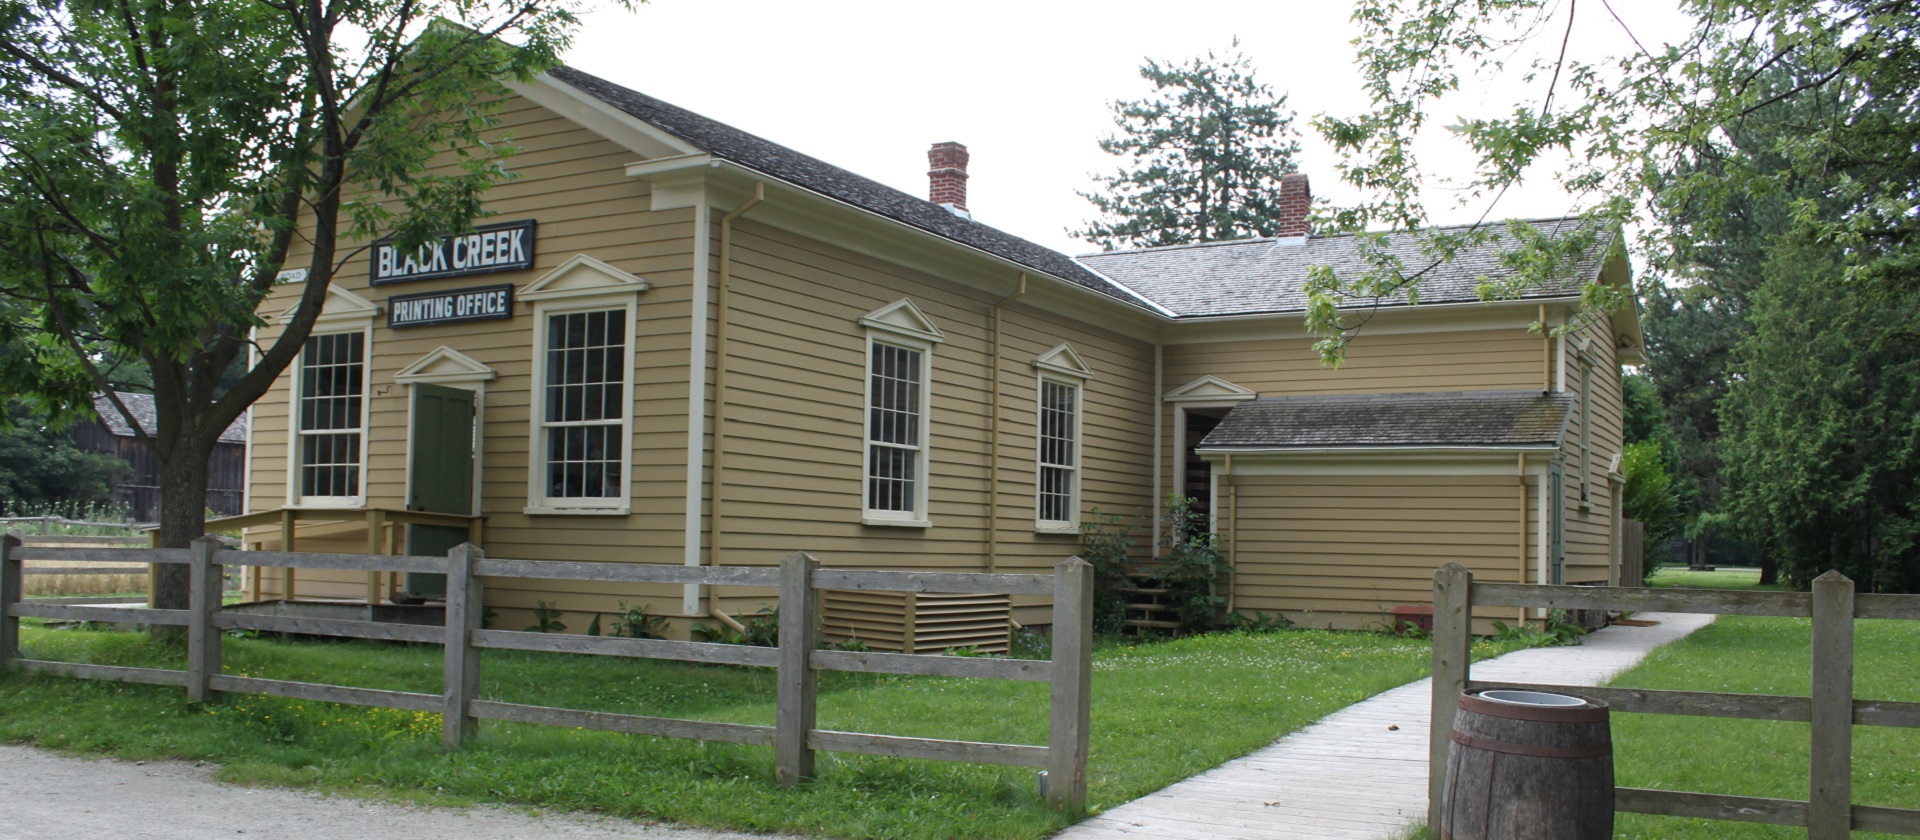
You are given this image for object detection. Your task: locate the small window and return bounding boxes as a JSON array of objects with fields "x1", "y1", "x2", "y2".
[
  {"x1": 540, "y1": 308, "x2": 627, "y2": 501},
  {"x1": 865, "y1": 340, "x2": 926, "y2": 518},
  {"x1": 1037, "y1": 378, "x2": 1081, "y2": 528},
  {"x1": 296, "y1": 331, "x2": 366, "y2": 500}
]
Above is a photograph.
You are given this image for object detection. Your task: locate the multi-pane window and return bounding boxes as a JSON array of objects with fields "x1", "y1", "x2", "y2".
[
  {"x1": 1038, "y1": 379, "x2": 1080, "y2": 525},
  {"x1": 297, "y1": 331, "x2": 365, "y2": 499},
  {"x1": 866, "y1": 341, "x2": 924, "y2": 515},
  {"x1": 542, "y1": 309, "x2": 626, "y2": 500}
]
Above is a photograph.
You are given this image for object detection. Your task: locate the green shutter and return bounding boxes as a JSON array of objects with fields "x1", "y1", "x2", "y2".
[{"x1": 1548, "y1": 461, "x2": 1566, "y2": 585}]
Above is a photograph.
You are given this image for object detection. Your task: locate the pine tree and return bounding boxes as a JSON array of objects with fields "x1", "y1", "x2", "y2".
[{"x1": 1073, "y1": 46, "x2": 1302, "y2": 250}]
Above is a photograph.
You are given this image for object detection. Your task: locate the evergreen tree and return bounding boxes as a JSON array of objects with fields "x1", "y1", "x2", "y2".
[{"x1": 1073, "y1": 45, "x2": 1302, "y2": 250}]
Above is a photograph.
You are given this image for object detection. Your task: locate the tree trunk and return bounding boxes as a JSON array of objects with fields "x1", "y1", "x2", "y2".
[
  {"x1": 153, "y1": 441, "x2": 215, "y2": 610},
  {"x1": 1758, "y1": 549, "x2": 1779, "y2": 586}
]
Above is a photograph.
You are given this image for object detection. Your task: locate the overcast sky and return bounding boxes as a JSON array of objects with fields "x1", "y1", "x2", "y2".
[{"x1": 564, "y1": 1, "x2": 1690, "y2": 256}]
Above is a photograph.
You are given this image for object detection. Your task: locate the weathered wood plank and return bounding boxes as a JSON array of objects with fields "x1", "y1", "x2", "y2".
[
  {"x1": 1855, "y1": 698, "x2": 1920, "y2": 729},
  {"x1": 1809, "y1": 571, "x2": 1854, "y2": 840},
  {"x1": 810, "y1": 649, "x2": 1050, "y2": 681},
  {"x1": 473, "y1": 629, "x2": 778, "y2": 667},
  {"x1": 1853, "y1": 804, "x2": 1920, "y2": 835},
  {"x1": 1855, "y1": 593, "x2": 1920, "y2": 620},
  {"x1": 473, "y1": 558, "x2": 778, "y2": 587},
  {"x1": 1614, "y1": 787, "x2": 1807, "y2": 826},
  {"x1": 20, "y1": 566, "x2": 150, "y2": 575},
  {"x1": 1429, "y1": 562, "x2": 1473, "y2": 831},
  {"x1": 813, "y1": 569, "x2": 1054, "y2": 596},
  {"x1": 215, "y1": 613, "x2": 444, "y2": 644},
  {"x1": 19, "y1": 595, "x2": 146, "y2": 606},
  {"x1": 1468, "y1": 681, "x2": 1813, "y2": 722},
  {"x1": 209, "y1": 675, "x2": 442, "y2": 712},
  {"x1": 1473, "y1": 581, "x2": 1811, "y2": 616},
  {"x1": 442, "y1": 544, "x2": 483, "y2": 748},
  {"x1": 238, "y1": 550, "x2": 446, "y2": 574},
  {"x1": 186, "y1": 538, "x2": 221, "y2": 703},
  {"x1": 1, "y1": 534, "x2": 20, "y2": 668},
  {"x1": 12, "y1": 548, "x2": 190, "y2": 564},
  {"x1": 16, "y1": 658, "x2": 188, "y2": 687},
  {"x1": 468, "y1": 700, "x2": 776, "y2": 746},
  {"x1": 776, "y1": 552, "x2": 820, "y2": 787},
  {"x1": 8, "y1": 603, "x2": 190, "y2": 626},
  {"x1": 19, "y1": 535, "x2": 145, "y2": 546},
  {"x1": 808, "y1": 729, "x2": 1048, "y2": 768},
  {"x1": 1047, "y1": 557, "x2": 1093, "y2": 815}
]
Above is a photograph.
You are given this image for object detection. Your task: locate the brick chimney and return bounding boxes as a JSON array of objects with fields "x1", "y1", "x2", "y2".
[
  {"x1": 928, "y1": 142, "x2": 970, "y2": 216},
  {"x1": 1277, "y1": 172, "x2": 1311, "y2": 239}
]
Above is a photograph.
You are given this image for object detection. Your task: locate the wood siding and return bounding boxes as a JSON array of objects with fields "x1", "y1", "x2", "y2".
[
  {"x1": 246, "y1": 93, "x2": 699, "y2": 620},
  {"x1": 1223, "y1": 474, "x2": 1535, "y2": 630},
  {"x1": 1558, "y1": 314, "x2": 1625, "y2": 585}
]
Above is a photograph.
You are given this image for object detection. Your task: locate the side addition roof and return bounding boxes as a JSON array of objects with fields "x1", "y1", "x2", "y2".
[
  {"x1": 547, "y1": 66, "x2": 1155, "y2": 312},
  {"x1": 1079, "y1": 218, "x2": 1615, "y2": 318},
  {"x1": 92, "y1": 392, "x2": 248, "y2": 445},
  {"x1": 1197, "y1": 390, "x2": 1573, "y2": 451}
]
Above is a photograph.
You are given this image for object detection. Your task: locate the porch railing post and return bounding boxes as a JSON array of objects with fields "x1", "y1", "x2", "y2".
[
  {"x1": 1046, "y1": 555, "x2": 1094, "y2": 816},
  {"x1": 1429, "y1": 561, "x2": 1474, "y2": 832},
  {"x1": 775, "y1": 551, "x2": 820, "y2": 786},
  {"x1": 442, "y1": 543, "x2": 483, "y2": 748},
  {"x1": 1, "y1": 532, "x2": 21, "y2": 668},
  {"x1": 1808, "y1": 570, "x2": 1855, "y2": 840}
]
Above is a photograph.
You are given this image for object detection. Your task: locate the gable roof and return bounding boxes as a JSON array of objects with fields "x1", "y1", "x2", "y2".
[
  {"x1": 91, "y1": 392, "x2": 248, "y2": 445},
  {"x1": 1079, "y1": 218, "x2": 1615, "y2": 318},
  {"x1": 547, "y1": 66, "x2": 1156, "y2": 312},
  {"x1": 1197, "y1": 390, "x2": 1573, "y2": 450}
]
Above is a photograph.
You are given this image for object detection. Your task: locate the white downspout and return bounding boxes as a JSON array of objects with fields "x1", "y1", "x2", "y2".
[{"x1": 682, "y1": 193, "x2": 713, "y2": 615}]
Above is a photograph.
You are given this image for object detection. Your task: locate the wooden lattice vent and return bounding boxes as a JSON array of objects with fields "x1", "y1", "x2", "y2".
[{"x1": 820, "y1": 590, "x2": 1011, "y2": 654}]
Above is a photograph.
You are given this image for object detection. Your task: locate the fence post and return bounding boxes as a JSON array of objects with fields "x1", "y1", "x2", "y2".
[
  {"x1": 186, "y1": 537, "x2": 224, "y2": 702},
  {"x1": 1, "y1": 532, "x2": 21, "y2": 668},
  {"x1": 442, "y1": 543, "x2": 483, "y2": 749},
  {"x1": 1809, "y1": 570, "x2": 1855, "y2": 840},
  {"x1": 775, "y1": 551, "x2": 820, "y2": 786},
  {"x1": 1429, "y1": 561, "x2": 1474, "y2": 832},
  {"x1": 1045, "y1": 556, "x2": 1094, "y2": 815}
]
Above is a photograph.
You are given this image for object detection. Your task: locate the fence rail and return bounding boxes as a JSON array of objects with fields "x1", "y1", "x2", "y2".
[
  {"x1": 1428, "y1": 562, "x2": 1920, "y2": 838},
  {"x1": 0, "y1": 534, "x2": 1094, "y2": 814}
]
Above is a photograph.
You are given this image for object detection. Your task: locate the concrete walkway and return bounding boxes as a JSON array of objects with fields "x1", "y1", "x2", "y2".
[{"x1": 1058, "y1": 612, "x2": 1718, "y2": 840}]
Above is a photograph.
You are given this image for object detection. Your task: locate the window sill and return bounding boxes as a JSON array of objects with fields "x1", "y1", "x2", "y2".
[
  {"x1": 862, "y1": 516, "x2": 932, "y2": 529},
  {"x1": 285, "y1": 499, "x2": 364, "y2": 510},
  {"x1": 1035, "y1": 525, "x2": 1081, "y2": 536},
  {"x1": 523, "y1": 504, "x2": 630, "y2": 516}
]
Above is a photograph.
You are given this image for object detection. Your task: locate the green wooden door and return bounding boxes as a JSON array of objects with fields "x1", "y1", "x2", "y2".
[
  {"x1": 1548, "y1": 461, "x2": 1566, "y2": 585},
  {"x1": 402, "y1": 384, "x2": 476, "y2": 599}
]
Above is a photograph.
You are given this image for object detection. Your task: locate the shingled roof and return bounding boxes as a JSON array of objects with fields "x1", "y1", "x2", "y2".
[
  {"x1": 1197, "y1": 390, "x2": 1572, "y2": 450},
  {"x1": 548, "y1": 67, "x2": 1160, "y2": 313},
  {"x1": 91, "y1": 392, "x2": 247, "y2": 445},
  {"x1": 1078, "y1": 218, "x2": 1613, "y2": 318}
]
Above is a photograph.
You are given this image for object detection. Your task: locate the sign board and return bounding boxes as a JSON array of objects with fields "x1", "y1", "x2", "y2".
[
  {"x1": 371, "y1": 220, "x2": 536, "y2": 285},
  {"x1": 387, "y1": 284, "x2": 514, "y2": 329}
]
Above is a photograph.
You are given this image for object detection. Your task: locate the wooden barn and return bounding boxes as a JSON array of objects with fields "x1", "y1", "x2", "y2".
[{"x1": 75, "y1": 392, "x2": 247, "y2": 522}]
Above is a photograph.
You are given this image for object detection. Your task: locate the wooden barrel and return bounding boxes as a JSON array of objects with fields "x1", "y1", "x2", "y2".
[{"x1": 1438, "y1": 689, "x2": 1613, "y2": 840}]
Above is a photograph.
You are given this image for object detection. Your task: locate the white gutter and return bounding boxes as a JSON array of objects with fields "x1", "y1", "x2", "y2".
[{"x1": 1193, "y1": 444, "x2": 1563, "y2": 457}]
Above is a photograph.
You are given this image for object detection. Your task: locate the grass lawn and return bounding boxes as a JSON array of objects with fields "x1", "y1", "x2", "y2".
[
  {"x1": 1604, "y1": 565, "x2": 1920, "y2": 838},
  {"x1": 0, "y1": 624, "x2": 1514, "y2": 839}
]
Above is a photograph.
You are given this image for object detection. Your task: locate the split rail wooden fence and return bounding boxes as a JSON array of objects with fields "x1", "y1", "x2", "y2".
[
  {"x1": 0, "y1": 534, "x2": 1095, "y2": 813},
  {"x1": 1429, "y1": 561, "x2": 1920, "y2": 838}
]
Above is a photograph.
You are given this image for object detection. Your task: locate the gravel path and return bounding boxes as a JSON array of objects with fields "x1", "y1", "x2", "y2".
[{"x1": 0, "y1": 744, "x2": 799, "y2": 840}]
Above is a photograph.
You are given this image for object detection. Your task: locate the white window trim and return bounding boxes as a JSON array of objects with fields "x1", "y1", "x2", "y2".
[
  {"x1": 856, "y1": 300, "x2": 942, "y2": 528},
  {"x1": 285, "y1": 325, "x2": 372, "y2": 509},
  {"x1": 523, "y1": 294, "x2": 639, "y2": 516},
  {"x1": 861, "y1": 334, "x2": 934, "y2": 527},
  {"x1": 280, "y1": 286, "x2": 379, "y2": 509},
  {"x1": 1033, "y1": 373, "x2": 1084, "y2": 534}
]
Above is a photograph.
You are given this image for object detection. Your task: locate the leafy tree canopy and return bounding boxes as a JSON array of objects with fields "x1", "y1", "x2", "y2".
[
  {"x1": 1073, "y1": 44, "x2": 1302, "y2": 250},
  {"x1": 0, "y1": 400, "x2": 124, "y2": 511},
  {"x1": 1304, "y1": 1, "x2": 1919, "y2": 364},
  {"x1": 0, "y1": 0, "x2": 621, "y2": 607}
]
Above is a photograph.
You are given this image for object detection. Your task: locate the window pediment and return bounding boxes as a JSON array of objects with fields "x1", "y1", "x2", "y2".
[
  {"x1": 395, "y1": 346, "x2": 497, "y2": 385},
  {"x1": 518, "y1": 254, "x2": 649, "y2": 303},
  {"x1": 1032, "y1": 343, "x2": 1094, "y2": 380},
  {"x1": 274, "y1": 285, "x2": 379, "y2": 328},
  {"x1": 858, "y1": 298, "x2": 944, "y2": 345},
  {"x1": 1165, "y1": 375, "x2": 1257, "y2": 403}
]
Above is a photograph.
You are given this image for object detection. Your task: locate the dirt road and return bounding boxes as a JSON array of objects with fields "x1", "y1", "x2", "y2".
[{"x1": 0, "y1": 744, "x2": 797, "y2": 839}]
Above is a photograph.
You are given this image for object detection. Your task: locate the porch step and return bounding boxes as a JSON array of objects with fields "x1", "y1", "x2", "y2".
[{"x1": 1124, "y1": 619, "x2": 1181, "y2": 630}]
